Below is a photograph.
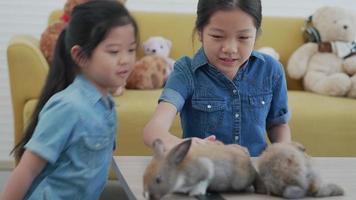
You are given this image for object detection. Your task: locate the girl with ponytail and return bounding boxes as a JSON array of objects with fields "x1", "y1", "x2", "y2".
[{"x1": 1, "y1": 1, "x2": 138, "y2": 199}]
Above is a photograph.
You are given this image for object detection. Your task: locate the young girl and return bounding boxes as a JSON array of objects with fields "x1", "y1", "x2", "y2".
[
  {"x1": 0, "y1": 1, "x2": 138, "y2": 199},
  {"x1": 143, "y1": 0, "x2": 291, "y2": 156}
]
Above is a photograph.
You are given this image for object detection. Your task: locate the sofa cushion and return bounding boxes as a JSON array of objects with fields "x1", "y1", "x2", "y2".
[{"x1": 288, "y1": 91, "x2": 356, "y2": 156}]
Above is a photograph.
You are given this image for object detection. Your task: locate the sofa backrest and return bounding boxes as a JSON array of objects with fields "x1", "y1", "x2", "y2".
[
  {"x1": 133, "y1": 11, "x2": 305, "y2": 90},
  {"x1": 48, "y1": 10, "x2": 305, "y2": 90}
]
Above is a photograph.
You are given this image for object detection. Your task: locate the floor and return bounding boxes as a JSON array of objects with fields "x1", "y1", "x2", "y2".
[{"x1": 0, "y1": 170, "x2": 129, "y2": 200}]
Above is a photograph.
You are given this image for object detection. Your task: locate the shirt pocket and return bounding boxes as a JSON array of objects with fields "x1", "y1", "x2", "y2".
[
  {"x1": 247, "y1": 93, "x2": 273, "y2": 125},
  {"x1": 80, "y1": 134, "x2": 112, "y2": 169},
  {"x1": 191, "y1": 99, "x2": 226, "y2": 137}
]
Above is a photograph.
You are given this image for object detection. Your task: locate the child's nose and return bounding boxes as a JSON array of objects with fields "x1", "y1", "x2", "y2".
[{"x1": 222, "y1": 41, "x2": 238, "y2": 54}]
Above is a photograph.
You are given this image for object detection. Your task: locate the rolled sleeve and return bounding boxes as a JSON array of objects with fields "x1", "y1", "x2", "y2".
[
  {"x1": 25, "y1": 100, "x2": 78, "y2": 164},
  {"x1": 159, "y1": 88, "x2": 186, "y2": 112},
  {"x1": 158, "y1": 58, "x2": 193, "y2": 111},
  {"x1": 267, "y1": 63, "x2": 291, "y2": 126}
]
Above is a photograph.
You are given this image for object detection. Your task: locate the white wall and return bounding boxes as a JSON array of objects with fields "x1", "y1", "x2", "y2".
[{"x1": 1, "y1": 0, "x2": 356, "y2": 166}]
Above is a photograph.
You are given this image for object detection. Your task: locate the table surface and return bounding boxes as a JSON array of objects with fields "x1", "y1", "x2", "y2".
[{"x1": 112, "y1": 156, "x2": 356, "y2": 200}]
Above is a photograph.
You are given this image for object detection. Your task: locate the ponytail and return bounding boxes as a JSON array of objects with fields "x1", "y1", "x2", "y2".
[
  {"x1": 12, "y1": 0, "x2": 139, "y2": 161},
  {"x1": 12, "y1": 29, "x2": 77, "y2": 160}
]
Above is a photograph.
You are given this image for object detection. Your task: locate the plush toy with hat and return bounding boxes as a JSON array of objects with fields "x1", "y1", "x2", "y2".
[{"x1": 287, "y1": 6, "x2": 356, "y2": 98}]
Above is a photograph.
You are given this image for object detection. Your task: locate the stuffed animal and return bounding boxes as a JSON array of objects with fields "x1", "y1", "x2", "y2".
[
  {"x1": 122, "y1": 37, "x2": 175, "y2": 91},
  {"x1": 125, "y1": 55, "x2": 168, "y2": 90},
  {"x1": 40, "y1": 0, "x2": 126, "y2": 65},
  {"x1": 143, "y1": 139, "x2": 265, "y2": 199},
  {"x1": 256, "y1": 46, "x2": 280, "y2": 60},
  {"x1": 143, "y1": 36, "x2": 175, "y2": 78},
  {"x1": 257, "y1": 142, "x2": 344, "y2": 199},
  {"x1": 39, "y1": 0, "x2": 89, "y2": 64},
  {"x1": 287, "y1": 6, "x2": 356, "y2": 98}
]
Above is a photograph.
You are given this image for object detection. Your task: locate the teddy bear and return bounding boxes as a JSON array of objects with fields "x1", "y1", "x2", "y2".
[
  {"x1": 287, "y1": 6, "x2": 356, "y2": 98},
  {"x1": 125, "y1": 55, "x2": 168, "y2": 89},
  {"x1": 117, "y1": 36, "x2": 174, "y2": 91},
  {"x1": 143, "y1": 36, "x2": 175, "y2": 79},
  {"x1": 40, "y1": 0, "x2": 126, "y2": 65}
]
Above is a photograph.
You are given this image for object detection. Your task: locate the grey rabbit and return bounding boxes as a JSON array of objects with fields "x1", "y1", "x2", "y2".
[
  {"x1": 143, "y1": 138, "x2": 265, "y2": 200},
  {"x1": 257, "y1": 142, "x2": 344, "y2": 199}
]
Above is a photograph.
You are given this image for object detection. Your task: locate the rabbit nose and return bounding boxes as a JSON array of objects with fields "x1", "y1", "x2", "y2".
[
  {"x1": 149, "y1": 194, "x2": 159, "y2": 200},
  {"x1": 343, "y1": 25, "x2": 348, "y2": 30}
]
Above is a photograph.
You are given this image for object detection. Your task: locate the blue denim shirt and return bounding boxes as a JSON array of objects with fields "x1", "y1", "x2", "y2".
[
  {"x1": 24, "y1": 75, "x2": 117, "y2": 200},
  {"x1": 160, "y1": 48, "x2": 290, "y2": 156}
]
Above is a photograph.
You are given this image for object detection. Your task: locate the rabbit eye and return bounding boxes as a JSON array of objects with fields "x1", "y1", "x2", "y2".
[{"x1": 155, "y1": 176, "x2": 162, "y2": 184}]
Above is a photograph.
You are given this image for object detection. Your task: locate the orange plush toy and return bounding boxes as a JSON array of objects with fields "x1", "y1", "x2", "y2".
[
  {"x1": 39, "y1": 0, "x2": 89, "y2": 64},
  {"x1": 39, "y1": 0, "x2": 127, "y2": 65}
]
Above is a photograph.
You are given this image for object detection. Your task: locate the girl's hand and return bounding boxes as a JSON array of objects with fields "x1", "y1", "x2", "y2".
[
  {"x1": 190, "y1": 135, "x2": 216, "y2": 145},
  {"x1": 204, "y1": 135, "x2": 216, "y2": 141}
]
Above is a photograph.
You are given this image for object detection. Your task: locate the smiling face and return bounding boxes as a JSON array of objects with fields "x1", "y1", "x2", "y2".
[
  {"x1": 199, "y1": 9, "x2": 257, "y2": 80},
  {"x1": 77, "y1": 24, "x2": 137, "y2": 95}
]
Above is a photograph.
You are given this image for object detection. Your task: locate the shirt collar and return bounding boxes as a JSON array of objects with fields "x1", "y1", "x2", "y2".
[
  {"x1": 191, "y1": 48, "x2": 266, "y2": 72},
  {"x1": 73, "y1": 75, "x2": 113, "y2": 108}
]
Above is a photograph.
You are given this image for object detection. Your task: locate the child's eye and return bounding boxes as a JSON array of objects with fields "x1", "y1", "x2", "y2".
[
  {"x1": 239, "y1": 36, "x2": 250, "y2": 40},
  {"x1": 209, "y1": 34, "x2": 223, "y2": 39},
  {"x1": 128, "y1": 48, "x2": 136, "y2": 53},
  {"x1": 108, "y1": 50, "x2": 119, "y2": 54}
]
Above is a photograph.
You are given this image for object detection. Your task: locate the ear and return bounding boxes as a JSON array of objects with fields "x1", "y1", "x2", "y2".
[
  {"x1": 143, "y1": 41, "x2": 148, "y2": 51},
  {"x1": 152, "y1": 139, "x2": 166, "y2": 158},
  {"x1": 70, "y1": 45, "x2": 85, "y2": 67},
  {"x1": 167, "y1": 139, "x2": 192, "y2": 166},
  {"x1": 198, "y1": 30, "x2": 203, "y2": 42},
  {"x1": 165, "y1": 38, "x2": 172, "y2": 49}
]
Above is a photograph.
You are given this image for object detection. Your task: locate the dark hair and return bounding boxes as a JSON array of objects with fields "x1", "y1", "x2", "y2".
[
  {"x1": 12, "y1": 0, "x2": 139, "y2": 160},
  {"x1": 194, "y1": 0, "x2": 262, "y2": 33}
]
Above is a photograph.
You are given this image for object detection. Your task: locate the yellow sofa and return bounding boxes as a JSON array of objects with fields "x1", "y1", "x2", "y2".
[{"x1": 7, "y1": 10, "x2": 356, "y2": 163}]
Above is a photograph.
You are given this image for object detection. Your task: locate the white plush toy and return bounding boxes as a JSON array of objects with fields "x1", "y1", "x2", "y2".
[
  {"x1": 143, "y1": 36, "x2": 175, "y2": 78},
  {"x1": 287, "y1": 6, "x2": 356, "y2": 98},
  {"x1": 257, "y1": 46, "x2": 280, "y2": 60}
]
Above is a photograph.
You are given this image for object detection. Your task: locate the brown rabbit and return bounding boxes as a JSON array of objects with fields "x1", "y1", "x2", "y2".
[
  {"x1": 257, "y1": 142, "x2": 344, "y2": 199},
  {"x1": 143, "y1": 139, "x2": 265, "y2": 200}
]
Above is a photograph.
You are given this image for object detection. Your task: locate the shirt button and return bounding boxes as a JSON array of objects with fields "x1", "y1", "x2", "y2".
[
  {"x1": 207, "y1": 105, "x2": 212, "y2": 109},
  {"x1": 235, "y1": 113, "x2": 239, "y2": 118},
  {"x1": 233, "y1": 89, "x2": 237, "y2": 94},
  {"x1": 261, "y1": 101, "x2": 265, "y2": 105},
  {"x1": 235, "y1": 135, "x2": 239, "y2": 141}
]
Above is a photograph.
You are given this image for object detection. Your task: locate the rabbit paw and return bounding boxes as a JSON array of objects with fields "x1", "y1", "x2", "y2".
[{"x1": 189, "y1": 180, "x2": 210, "y2": 196}]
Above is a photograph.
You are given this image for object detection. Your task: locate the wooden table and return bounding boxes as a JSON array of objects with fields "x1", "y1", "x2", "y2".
[{"x1": 112, "y1": 156, "x2": 356, "y2": 200}]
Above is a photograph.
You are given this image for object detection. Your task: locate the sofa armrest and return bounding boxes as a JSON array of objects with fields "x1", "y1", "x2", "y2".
[{"x1": 7, "y1": 35, "x2": 48, "y2": 145}]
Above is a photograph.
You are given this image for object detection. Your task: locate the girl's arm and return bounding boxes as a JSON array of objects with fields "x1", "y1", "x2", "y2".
[
  {"x1": 267, "y1": 123, "x2": 292, "y2": 143},
  {"x1": 0, "y1": 150, "x2": 47, "y2": 200},
  {"x1": 143, "y1": 102, "x2": 216, "y2": 150},
  {"x1": 143, "y1": 102, "x2": 183, "y2": 150}
]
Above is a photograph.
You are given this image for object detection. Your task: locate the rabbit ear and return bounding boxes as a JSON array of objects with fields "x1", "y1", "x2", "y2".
[
  {"x1": 152, "y1": 139, "x2": 166, "y2": 158},
  {"x1": 167, "y1": 139, "x2": 192, "y2": 166}
]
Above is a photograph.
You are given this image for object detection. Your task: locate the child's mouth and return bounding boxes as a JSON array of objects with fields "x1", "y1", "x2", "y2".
[
  {"x1": 219, "y1": 57, "x2": 238, "y2": 65},
  {"x1": 116, "y1": 70, "x2": 130, "y2": 78}
]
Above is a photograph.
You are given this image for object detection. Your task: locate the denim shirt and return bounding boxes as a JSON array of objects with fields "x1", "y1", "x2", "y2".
[
  {"x1": 24, "y1": 75, "x2": 117, "y2": 200},
  {"x1": 160, "y1": 48, "x2": 290, "y2": 156}
]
